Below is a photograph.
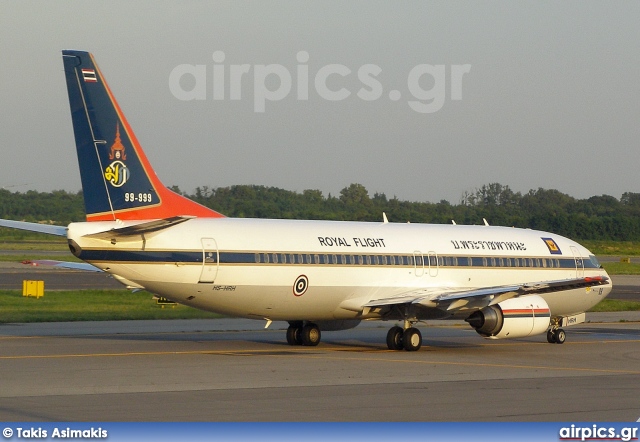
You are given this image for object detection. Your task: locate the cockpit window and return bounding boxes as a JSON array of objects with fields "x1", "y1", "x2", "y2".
[{"x1": 588, "y1": 255, "x2": 601, "y2": 268}]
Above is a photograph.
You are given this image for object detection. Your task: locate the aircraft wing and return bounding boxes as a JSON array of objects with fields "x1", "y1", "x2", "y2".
[
  {"x1": 0, "y1": 219, "x2": 67, "y2": 236},
  {"x1": 362, "y1": 275, "x2": 610, "y2": 313}
]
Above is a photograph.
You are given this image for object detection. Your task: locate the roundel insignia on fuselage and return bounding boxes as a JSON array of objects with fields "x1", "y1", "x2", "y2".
[{"x1": 293, "y1": 275, "x2": 309, "y2": 296}]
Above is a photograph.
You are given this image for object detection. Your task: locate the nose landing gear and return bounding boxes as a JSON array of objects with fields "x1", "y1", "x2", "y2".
[{"x1": 546, "y1": 327, "x2": 566, "y2": 344}]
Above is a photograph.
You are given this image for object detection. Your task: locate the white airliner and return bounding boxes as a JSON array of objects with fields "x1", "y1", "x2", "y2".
[{"x1": 0, "y1": 51, "x2": 612, "y2": 351}]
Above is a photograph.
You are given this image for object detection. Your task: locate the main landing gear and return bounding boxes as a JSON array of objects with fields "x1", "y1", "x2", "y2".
[
  {"x1": 546, "y1": 327, "x2": 566, "y2": 344},
  {"x1": 286, "y1": 321, "x2": 321, "y2": 346},
  {"x1": 386, "y1": 320, "x2": 422, "y2": 351}
]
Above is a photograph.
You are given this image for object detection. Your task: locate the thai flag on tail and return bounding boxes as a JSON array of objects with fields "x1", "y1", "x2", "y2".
[{"x1": 81, "y1": 68, "x2": 97, "y2": 82}]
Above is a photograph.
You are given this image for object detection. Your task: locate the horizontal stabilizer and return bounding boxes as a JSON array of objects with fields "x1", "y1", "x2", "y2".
[
  {"x1": 0, "y1": 219, "x2": 67, "y2": 237},
  {"x1": 82, "y1": 216, "x2": 193, "y2": 240},
  {"x1": 24, "y1": 259, "x2": 102, "y2": 272}
]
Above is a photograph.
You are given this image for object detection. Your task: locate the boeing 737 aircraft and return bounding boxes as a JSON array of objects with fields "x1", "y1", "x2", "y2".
[{"x1": 0, "y1": 51, "x2": 612, "y2": 351}]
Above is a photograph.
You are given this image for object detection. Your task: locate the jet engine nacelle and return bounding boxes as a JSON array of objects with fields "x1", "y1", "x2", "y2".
[{"x1": 465, "y1": 295, "x2": 550, "y2": 339}]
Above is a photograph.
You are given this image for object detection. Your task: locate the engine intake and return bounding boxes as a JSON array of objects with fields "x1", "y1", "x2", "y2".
[{"x1": 465, "y1": 295, "x2": 551, "y2": 339}]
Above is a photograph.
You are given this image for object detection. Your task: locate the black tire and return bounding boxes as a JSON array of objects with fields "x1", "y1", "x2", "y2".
[
  {"x1": 546, "y1": 329, "x2": 556, "y2": 344},
  {"x1": 286, "y1": 326, "x2": 301, "y2": 345},
  {"x1": 403, "y1": 327, "x2": 422, "y2": 351},
  {"x1": 301, "y1": 323, "x2": 321, "y2": 346},
  {"x1": 555, "y1": 328, "x2": 566, "y2": 344},
  {"x1": 386, "y1": 326, "x2": 404, "y2": 350}
]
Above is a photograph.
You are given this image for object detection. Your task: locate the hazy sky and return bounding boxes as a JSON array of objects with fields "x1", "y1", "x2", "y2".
[{"x1": 1, "y1": 1, "x2": 639, "y2": 204}]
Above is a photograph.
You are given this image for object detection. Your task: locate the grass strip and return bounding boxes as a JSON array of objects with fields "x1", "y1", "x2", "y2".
[
  {"x1": 601, "y1": 262, "x2": 640, "y2": 275},
  {"x1": 0, "y1": 290, "x2": 221, "y2": 323},
  {"x1": 588, "y1": 298, "x2": 640, "y2": 312},
  {"x1": 1, "y1": 289, "x2": 637, "y2": 324},
  {"x1": 580, "y1": 240, "x2": 640, "y2": 256}
]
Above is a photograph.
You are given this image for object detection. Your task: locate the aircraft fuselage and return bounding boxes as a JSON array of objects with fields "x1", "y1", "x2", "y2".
[{"x1": 67, "y1": 218, "x2": 611, "y2": 322}]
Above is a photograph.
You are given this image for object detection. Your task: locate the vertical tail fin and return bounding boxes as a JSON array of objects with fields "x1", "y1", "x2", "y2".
[{"x1": 62, "y1": 50, "x2": 224, "y2": 221}]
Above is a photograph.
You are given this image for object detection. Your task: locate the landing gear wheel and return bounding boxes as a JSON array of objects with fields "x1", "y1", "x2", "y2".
[
  {"x1": 386, "y1": 326, "x2": 404, "y2": 350},
  {"x1": 286, "y1": 325, "x2": 303, "y2": 345},
  {"x1": 546, "y1": 329, "x2": 556, "y2": 344},
  {"x1": 301, "y1": 323, "x2": 321, "y2": 346},
  {"x1": 554, "y1": 328, "x2": 566, "y2": 344},
  {"x1": 402, "y1": 327, "x2": 422, "y2": 351}
]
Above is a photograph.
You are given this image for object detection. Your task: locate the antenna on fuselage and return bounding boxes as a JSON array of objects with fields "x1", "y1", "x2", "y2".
[
  {"x1": 383, "y1": 212, "x2": 389, "y2": 224},
  {"x1": 483, "y1": 218, "x2": 490, "y2": 226}
]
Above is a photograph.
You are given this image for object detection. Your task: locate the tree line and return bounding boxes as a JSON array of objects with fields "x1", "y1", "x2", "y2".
[{"x1": 2, "y1": 183, "x2": 640, "y2": 241}]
